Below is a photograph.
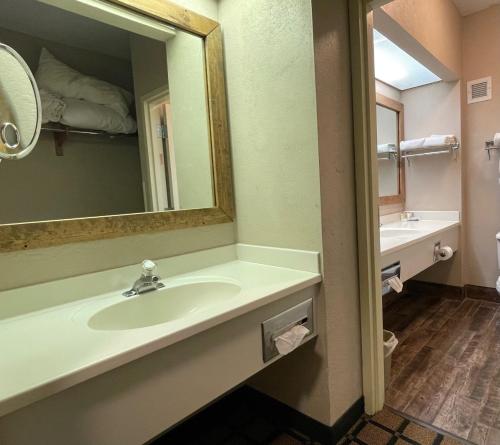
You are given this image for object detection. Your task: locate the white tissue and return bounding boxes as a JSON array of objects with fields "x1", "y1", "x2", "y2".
[
  {"x1": 387, "y1": 276, "x2": 404, "y2": 293},
  {"x1": 274, "y1": 325, "x2": 310, "y2": 355},
  {"x1": 436, "y1": 246, "x2": 453, "y2": 261}
]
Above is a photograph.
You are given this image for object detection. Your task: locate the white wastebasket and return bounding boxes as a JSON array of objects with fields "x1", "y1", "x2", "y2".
[{"x1": 383, "y1": 330, "x2": 398, "y2": 389}]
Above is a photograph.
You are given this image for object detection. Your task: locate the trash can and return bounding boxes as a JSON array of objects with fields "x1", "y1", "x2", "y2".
[{"x1": 383, "y1": 330, "x2": 398, "y2": 389}]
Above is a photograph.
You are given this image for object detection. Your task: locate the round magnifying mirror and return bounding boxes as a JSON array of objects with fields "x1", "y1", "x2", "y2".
[{"x1": 0, "y1": 43, "x2": 41, "y2": 160}]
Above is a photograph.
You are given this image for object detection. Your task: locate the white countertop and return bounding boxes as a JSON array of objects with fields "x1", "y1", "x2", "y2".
[
  {"x1": 0, "y1": 245, "x2": 321, "y2": 417},
  {"x1": 380, "y1": 212, "x2": 460, "y2": 256}
]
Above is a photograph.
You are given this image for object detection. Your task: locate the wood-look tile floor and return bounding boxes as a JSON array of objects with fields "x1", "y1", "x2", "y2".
[{"x1": 384, "y1": 291, "x2": 500, "y2": 445}]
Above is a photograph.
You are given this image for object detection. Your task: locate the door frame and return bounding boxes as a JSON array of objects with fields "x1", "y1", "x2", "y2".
[
  {"x1": 348, "y1": 0, "x2": 393, "y2": 415},
  {"x1": 141, "y1": 86, "x2": 179, "y2": 211}
]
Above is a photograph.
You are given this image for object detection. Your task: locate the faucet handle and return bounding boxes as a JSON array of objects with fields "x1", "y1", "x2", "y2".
[{"x1": 142, "y1": 259, "x2": 156, "y2": 277}]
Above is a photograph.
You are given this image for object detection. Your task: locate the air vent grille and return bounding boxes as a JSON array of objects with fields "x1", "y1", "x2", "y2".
[{"x1": 468, "y1": 77, "x2": 492, "y2": 104}]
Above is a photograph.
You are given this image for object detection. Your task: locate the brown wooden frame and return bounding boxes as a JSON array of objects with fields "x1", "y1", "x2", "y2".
[
  {"x1": 0, "y1": 0, "x2": 234, "y2": 252},
  {"x1": 376, "y1": 92, "x2": 405, "y2": 206}
]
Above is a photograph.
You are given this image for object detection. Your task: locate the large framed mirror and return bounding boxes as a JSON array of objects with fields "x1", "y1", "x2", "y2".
[
  {"x1": 0, "y1": 0, "x2": 233, "y2": 251},
  {"x1": 376, "y1": 93, "x2": 405, "y2": 206}
]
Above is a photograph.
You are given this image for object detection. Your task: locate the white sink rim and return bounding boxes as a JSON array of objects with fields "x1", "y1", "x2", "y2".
[
  {"x1": 72, "y1": 276, "x2": 242, "y2": 330},
  {"x1": 380, "y1": 219, "x2": 460, "y2": 256},
  {"x1": 380, "y1": 228, "x2": 423, "y2": 238}
]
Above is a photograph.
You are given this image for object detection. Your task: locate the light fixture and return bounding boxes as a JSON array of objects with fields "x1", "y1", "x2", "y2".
[{"x1": 373, "y1": 29, "x2": 441, "y2": 90}]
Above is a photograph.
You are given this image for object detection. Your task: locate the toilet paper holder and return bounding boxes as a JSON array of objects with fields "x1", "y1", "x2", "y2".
[
  {"x1": 261, "y1": 298, "x2": 314, "y2": 362},
  {"x1": 434, "y1": 241, "x2": 454, "y2": 263},
  {"x1": 434, "y1": 242, "x2": 442, "y2": 263}
]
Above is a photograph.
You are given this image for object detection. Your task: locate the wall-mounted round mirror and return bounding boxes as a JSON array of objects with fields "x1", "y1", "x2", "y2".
[{"x1": 0, "y1": 43, "x2": 41, "y2": 160}]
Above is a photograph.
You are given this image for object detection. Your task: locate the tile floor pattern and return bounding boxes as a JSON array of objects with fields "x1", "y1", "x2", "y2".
[{"x1": 338, "y1": 408, "x2": 465, "y2": 445}]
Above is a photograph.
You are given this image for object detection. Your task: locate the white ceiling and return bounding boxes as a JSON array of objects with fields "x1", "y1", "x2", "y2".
[
  {"x1": 452, "y1": 0, "x2": 500, "y2": 16},
  {"x1": 0, "y1": 0, "x2": 132, "y2": 60}
]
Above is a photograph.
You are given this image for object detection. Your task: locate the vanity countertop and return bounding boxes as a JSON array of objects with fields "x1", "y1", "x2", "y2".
[
  {"x1": 0, "y1": 244, "x2": 321, "y2": 417},
  {"x1": 380, "y1": 211, "x2": 460, "y2": 256}
]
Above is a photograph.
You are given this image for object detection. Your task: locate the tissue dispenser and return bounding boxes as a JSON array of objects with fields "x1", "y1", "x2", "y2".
[
  {"x1": 261, "y1": 298, "x2": 314, "y2": 362},
  {"x1": 382, "y1": 262, "x2": 401, "y2": 296}
]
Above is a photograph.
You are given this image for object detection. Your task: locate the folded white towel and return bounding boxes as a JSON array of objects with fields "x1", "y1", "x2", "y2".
[
  {"x1": 377, "y1": 143, "x2": 397, "y2": 153},
  {"x1": 36, "y1": 48, "x2": 133, "y2": 118},
  {"x1": 60, "y1": 98, "x2": 137, "y2": 134},
  {"x1": 400, "y1": 138, "x2": 425, "y2": 151},
  {"x1": 39, "y1": 88, "x2": 65, "y2": 124},
  {"x1": 423, "y1": 134, "x2": 457, "y2": 148}
]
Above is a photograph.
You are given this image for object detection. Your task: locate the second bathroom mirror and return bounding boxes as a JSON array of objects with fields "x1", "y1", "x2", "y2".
[
  {"x1": 0, "y1": 0, "x2": 220, "y2": 225},
  {"x1": 376, "y1": 93, "x2": 405, "y2": 206}
]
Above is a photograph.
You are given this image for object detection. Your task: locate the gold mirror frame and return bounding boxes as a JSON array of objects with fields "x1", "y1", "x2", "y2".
[
  {"x1": 376, "y1": 92, "x2": 405, "y2": 207},
  {"x1": 0, "y1": 0, "x2": 234, "y2": 252}
]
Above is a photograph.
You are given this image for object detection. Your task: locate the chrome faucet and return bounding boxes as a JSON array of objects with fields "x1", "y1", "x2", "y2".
[
  {"x1": 123, "y1": 260, "x2": 165, "y2": 297},
  {"x1": 401, "y1": 211, "x2": 420, "y2": 222}
]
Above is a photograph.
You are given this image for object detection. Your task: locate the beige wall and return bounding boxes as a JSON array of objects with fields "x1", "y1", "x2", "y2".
[
  {"x1": 218, "y1": 0, "x2": 362, "y2": 425},
  {"x1": 462, "y1": 6, "x2": 500, "y2": 288},
  {"x1": 218, "y1": 0, "x2": 322, "y2": 252},
  {"x1": 217, "y1": 0, "x2": 328, "y2": 424},
  {"x1": 381, "y1": 0, "x2": 462, "y2": 79},
  {"x1": 312, "y1": 0, "x2": 363, "y2": 423},
  {"x1": 166, "y1": 30, "x2": 214, "y2": 209}
]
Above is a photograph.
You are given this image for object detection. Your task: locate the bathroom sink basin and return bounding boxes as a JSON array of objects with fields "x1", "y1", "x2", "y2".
[
  {"x1": 380, "y1": 228, "x2": 421, "y2": 238},
  {"x1": 88, "y1": 280, "x2": 241, "y2": 331}
]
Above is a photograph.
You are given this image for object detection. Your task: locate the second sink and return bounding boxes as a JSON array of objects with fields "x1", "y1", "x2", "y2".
[{"x1": 380, "y1": 228, "x2": 422, "y2": 239}]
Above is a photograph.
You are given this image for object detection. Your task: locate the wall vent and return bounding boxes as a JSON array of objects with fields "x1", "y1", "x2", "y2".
[{"x1": 467, "y1": 77, "x2": 492, "y2": 104}]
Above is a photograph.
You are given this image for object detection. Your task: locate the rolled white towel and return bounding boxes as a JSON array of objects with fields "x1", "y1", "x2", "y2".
[
  {"x1": 39, "y1": 88, "x2": 65, "y2": 124},
  {"x1": 400, "y1": 138, "x2": 425, "y2": 151},
  {"x1": 493, "y1": 133, "x2": 500, "y2": 147},
  {"x1": 60, "y1": 98, "x2": 137, "y2": 134},
  {"x1": 423, "y1": 134, "x2": 457, "y2": 148}
]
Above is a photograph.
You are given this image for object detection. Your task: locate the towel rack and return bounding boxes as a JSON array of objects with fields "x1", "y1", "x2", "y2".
[
  {"x1": 485, "y1": 140, "x2": 500, "y2": 160},
  {"x1": 401, "y1": 143, "x2": 460, "y2": 164},
  {"x1": 377, "y1": 144, "x2": 398, "y2": 161},
  {"x1": 41, "y1": 124, "x2": 137, "y2": 156}
]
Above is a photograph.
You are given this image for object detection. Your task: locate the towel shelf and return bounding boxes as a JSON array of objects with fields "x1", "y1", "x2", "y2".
[
  {"x1": 485, "y1": 140, "x2": 500, "y2": 160},
  {"x1": 401, "y1": 143, "x2": 460, "y2": 164}
]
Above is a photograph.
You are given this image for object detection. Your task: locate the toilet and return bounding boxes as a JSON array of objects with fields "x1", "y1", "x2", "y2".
[{"x1": 497, "y1": 233, "x2": 500, "y2": 294}]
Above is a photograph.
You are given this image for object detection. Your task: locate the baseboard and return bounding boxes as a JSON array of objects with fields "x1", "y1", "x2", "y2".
[
  {"x1": 405, "y1": 280, "x2": 464, "y2": 300},
  {"x1": 245, "y1": 386, "x2": 364, "y2": 444},
  {"x1": 464, "y1": 284, "x2": 499, "y2": 302},
  {"x1": 384, "y1": 281, "x2": 498, "y2": 306}
]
